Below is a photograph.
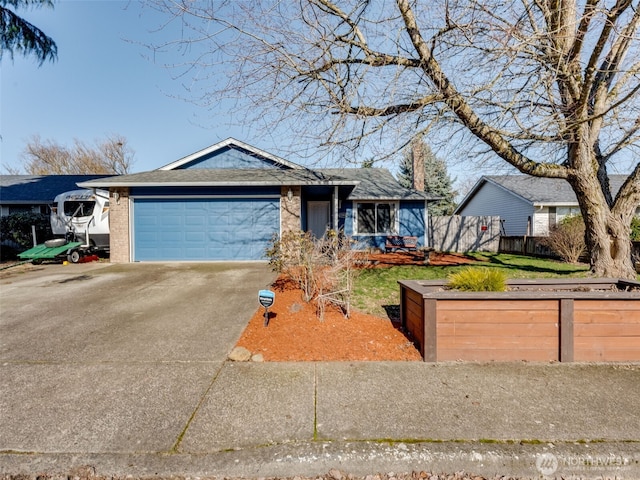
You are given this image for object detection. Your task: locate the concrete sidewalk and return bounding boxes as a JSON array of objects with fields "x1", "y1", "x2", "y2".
[{"x1": 2, "y1": 361, "x2": 639, "y2": 479}]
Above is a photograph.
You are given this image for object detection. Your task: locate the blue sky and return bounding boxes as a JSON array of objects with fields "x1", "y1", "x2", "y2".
[{"x1": 1, "y1": 0, "x2": 266, "y2": 173}]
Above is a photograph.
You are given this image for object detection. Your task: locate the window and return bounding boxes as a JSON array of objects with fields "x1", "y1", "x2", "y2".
[
  {"x1": 63, "y1": 201, "x2": 96, "y2": 217},
  {"x1": 355, "y1": 202, "x2": 398, "y2": 235},
  {"x1": 8, "y1": 206, "x2": 32, "y2": 215},
  {"x1": 557, "y1": 207, "x2": 581, "y2": 218}
]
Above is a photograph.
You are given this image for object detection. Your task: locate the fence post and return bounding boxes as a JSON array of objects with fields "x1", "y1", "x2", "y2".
[
  {"x1": 559, "y1": 298, "x2": 574, "y2": 362},
  {"x1": 423, "y1": 298, "x2": 438, "y2": 362}
]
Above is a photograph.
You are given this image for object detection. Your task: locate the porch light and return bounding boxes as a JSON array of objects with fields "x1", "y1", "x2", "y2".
[{"x1": 287, "y1": 188, "x2": 293, "y2": 201}]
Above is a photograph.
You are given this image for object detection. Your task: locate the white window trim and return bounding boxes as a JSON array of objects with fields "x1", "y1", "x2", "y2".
[{"x1": 353, "y1": 201, "x2": 399, "y2": 236}]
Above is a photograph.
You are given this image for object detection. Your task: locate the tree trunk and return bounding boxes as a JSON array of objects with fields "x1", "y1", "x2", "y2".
[
  {"x1": 585, "y1": 214, "x2": 635, "y2": 279},
  {"x1": 570, "y1": 170, "x2": 636, "y2": 280}
]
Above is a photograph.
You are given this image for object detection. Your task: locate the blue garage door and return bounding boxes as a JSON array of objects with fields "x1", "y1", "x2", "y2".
[{"x1": 133, "y1": 198, "x2": 279, "y2": 261}]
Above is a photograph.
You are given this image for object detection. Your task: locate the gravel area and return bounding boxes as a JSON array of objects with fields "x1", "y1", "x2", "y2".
[{"x1": 0, "y1": 468, "x2": 521, "y2": 480}]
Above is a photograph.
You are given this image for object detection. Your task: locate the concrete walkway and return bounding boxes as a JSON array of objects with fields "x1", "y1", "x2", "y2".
[{"x1": 1, "y1": 263, "x2": 639, "y2": 479}]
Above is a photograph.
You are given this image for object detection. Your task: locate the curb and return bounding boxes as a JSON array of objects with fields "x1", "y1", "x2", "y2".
[{"x1": 2, "y1": 441, "x2": 639, "y2": 479}]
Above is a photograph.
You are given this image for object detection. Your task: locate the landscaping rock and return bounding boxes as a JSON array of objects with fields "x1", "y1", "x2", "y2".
[
  {"x1": 251, "y1": 353, "x2": 264, "y2": 362},
  {"x1": 228, "y1": 346, "x2": 252, "y2": 362},
  {"x1": 329, "y1": 468, "x2": 344, "y2": 480}
]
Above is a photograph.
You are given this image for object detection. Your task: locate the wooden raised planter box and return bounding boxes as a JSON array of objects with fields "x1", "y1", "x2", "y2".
[{"x1": 399, "y1": 278, "x2": 640, "y2": 362}]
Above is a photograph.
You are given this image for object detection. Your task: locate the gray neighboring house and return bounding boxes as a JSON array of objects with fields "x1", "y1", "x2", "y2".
[
  {"x1": 80, "y1": 138, "x2": 438, "y2": 263},
  {"x1": 0, "y1": 175, "x2": 109, "y2": 217},
  {"x1": 455, "y1": 175, "x2": 640, "y2": 236}
]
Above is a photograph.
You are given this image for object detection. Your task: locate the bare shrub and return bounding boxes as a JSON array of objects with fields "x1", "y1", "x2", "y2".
[
  {"x1": 265, "y1": 230, "x2": 360, "y2": 319},
  {"x1": 315, "y1": 231, "x2": 360, "y2": 320},
  {"x1": 541, "y1": 215, "x2": 586, "y2": 263},
  {"x1": 265, "y1": 230, "x2": 318, "y2": 302}
]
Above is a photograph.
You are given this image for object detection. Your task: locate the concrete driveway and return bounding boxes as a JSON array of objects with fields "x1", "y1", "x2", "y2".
[{"x1": 0, "y1": 261, "x2": 276, "y2": 453}]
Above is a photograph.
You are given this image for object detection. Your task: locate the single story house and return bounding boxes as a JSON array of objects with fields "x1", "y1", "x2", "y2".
[
  {"x1": 455, "y1": 175, "x2": 639, "y2": 236},
  {"x1": 79, "y1": 138, "x2": 437, "y2": 262},
  {"x1": 0, "y1": 175, "x2": 108, "y2": 217}
]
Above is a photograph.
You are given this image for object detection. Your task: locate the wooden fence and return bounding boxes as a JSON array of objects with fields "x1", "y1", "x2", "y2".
[
  {"x1": 500, "y1": 237, "x2": 640, "y2": 262},
  {"x1": 430, "y1": 215, "x2": 501, "y2": 252},
  {"x1": 499, "y1": 236, "x2": 555, "y2": 257}
]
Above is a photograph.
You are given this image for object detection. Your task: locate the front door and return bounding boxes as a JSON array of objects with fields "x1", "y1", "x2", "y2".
[{"x1": 307, "y1": 201, "x2": 331, "y2": 238}]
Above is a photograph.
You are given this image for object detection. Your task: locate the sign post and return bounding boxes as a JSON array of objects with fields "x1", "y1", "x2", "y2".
[{"x1": 258, "y1": 289, "x2": 275, "y2": 326}]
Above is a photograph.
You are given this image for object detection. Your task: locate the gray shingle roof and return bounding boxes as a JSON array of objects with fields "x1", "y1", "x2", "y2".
[
  {"x1": 321, "y1": 168, "x2": 439, "y2": 201},
  {"x1": 484, "y1": 175, "x2": 630, "y2": 204},
  {"x1": 78, "y1": 167, "x2": 438, "y2": 201},
  {"x1": 77, "y1": 169, "x2": 357, "y2": 187},
  {"x1": 0, "y1": 175, "x2": 110, "y2": 204}
]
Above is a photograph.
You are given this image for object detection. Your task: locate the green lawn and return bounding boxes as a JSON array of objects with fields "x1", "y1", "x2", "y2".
[{"x1": 351, "y1": 253, "x2": 591, "y2": 318}]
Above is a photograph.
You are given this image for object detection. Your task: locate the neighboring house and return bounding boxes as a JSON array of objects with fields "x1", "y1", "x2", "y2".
[
  {"x1": 455, "y1": 175, "x2": 640, "y2": 236},
  {"x1": 79, "y1": 138, "x2": 437, "y2": 262},
  {"x1": 0, "y1": 175, "x2": 109, "y2": 217}
]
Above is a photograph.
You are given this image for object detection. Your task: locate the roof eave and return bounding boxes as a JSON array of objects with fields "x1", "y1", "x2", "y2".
[
  {"x1": 0, "y1": 200, "x2": 52, "y2": 205},
  {"x1": 533, "y1": 202, "x2": 579, "y2": 207},
  {"x1": 78, "y1": 180, "x2": 359, "y2": 188}
]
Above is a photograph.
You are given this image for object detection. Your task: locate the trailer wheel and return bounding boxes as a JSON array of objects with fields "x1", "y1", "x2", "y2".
[
  {"x1": 67, "y1": 250, "x2": 81, "y2": 263},
  {"x1": 44, "y1": 238, "x2": 67, "y2": 248}
]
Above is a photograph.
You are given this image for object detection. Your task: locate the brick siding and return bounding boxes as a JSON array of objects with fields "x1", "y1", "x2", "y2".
[
  {"x1": 280, "y1": 186, "x2": 301, "y2": 233},
  {"x1": 109, "y1": 187, "x2": 130, "y2": 263}
]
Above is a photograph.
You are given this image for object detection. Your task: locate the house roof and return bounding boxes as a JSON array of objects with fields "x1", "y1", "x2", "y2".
[
  {"x1": 158, "y1": 138, "x2": 304, "y2": 170},
  {"x1": 76, "y1": 139, "x2": 436, "y2": 201},
  {"x1": 321, "y1": 169, "x2": 439, "y2": 201},
  {"x1": 78, "y1": 167, "x2": 437, "y2": 201},
  {"x1": 456, "y1": 174, "x2": 632, "y2": 211},
  {"x1": 77, "y1": 168, "x2": 359, "y2": 188},
  {"x1": 0, "y1": 175, "x2": 110, "y2": 204}
]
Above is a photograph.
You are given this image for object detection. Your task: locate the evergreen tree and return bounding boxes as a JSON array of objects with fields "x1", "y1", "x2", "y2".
[
  {"x1": 1, "y1": 0, "x2": 57, "y2": 65},
  {"x1": 398, "y1": 137, "x2": 457, "y2": 216},
  {"x1": 361, "y1": 159, "x2": 374, "y2": 168}
]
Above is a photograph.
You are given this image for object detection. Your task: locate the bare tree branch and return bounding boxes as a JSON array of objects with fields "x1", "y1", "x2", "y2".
[{"x1": 19, "y1": 134, "x2": 135, "y2": 174}]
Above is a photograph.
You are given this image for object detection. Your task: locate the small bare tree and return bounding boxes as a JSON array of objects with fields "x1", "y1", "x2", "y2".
[
  {"x1": 15, "y1": 134, "x2": 134, "y2": 174},
  {"x1": 147, "y1": 0, "x2": 640, "y2": 279}
]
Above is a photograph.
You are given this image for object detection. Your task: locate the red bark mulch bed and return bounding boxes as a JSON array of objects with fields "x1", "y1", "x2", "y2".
[
  {"x1": 360, "y1": 250, "x2": 478, "y2": 267},
  {"x1": 236, "y1": 252, "x2": 478, "y2": 362}
]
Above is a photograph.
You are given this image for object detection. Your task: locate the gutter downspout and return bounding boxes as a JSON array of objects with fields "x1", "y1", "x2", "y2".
[
  {"x1": 333, "y1": 186, "x2": 339, "y2": 230},
  {"x1": 424, "y1": 200, "x2": 429, "y2": 248}
]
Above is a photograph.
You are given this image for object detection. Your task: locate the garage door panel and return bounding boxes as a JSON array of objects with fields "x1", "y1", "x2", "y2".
[
  {"x1": 186, "y1": 215, "x2": 205, "y2": 226},
  {"x1": 185, "y1": 232, "x2": 205, "y2": 242},
  {"x1": 133, "y1": 198, "x2": 279, "y2": 261}
]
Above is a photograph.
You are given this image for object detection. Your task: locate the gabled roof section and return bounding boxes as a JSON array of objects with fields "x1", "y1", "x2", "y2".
[
  {"x1": 321, "y1": 169, "x2": 440, "y2": 201},
  {"x1": 456, "y1": 174, "x2": 632, "y2": 212},
  {"x1": 158, "y1": 138, "x2": 304, "y2": 171},
  {"x1": 0, "y1": 175, "x2": 110, "y2": 204}
]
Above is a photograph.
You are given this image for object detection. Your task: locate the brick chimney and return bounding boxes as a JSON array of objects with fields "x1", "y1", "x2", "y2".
[{"x1": 411, "y1": 139, "x2": 425, "y2": 192}]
